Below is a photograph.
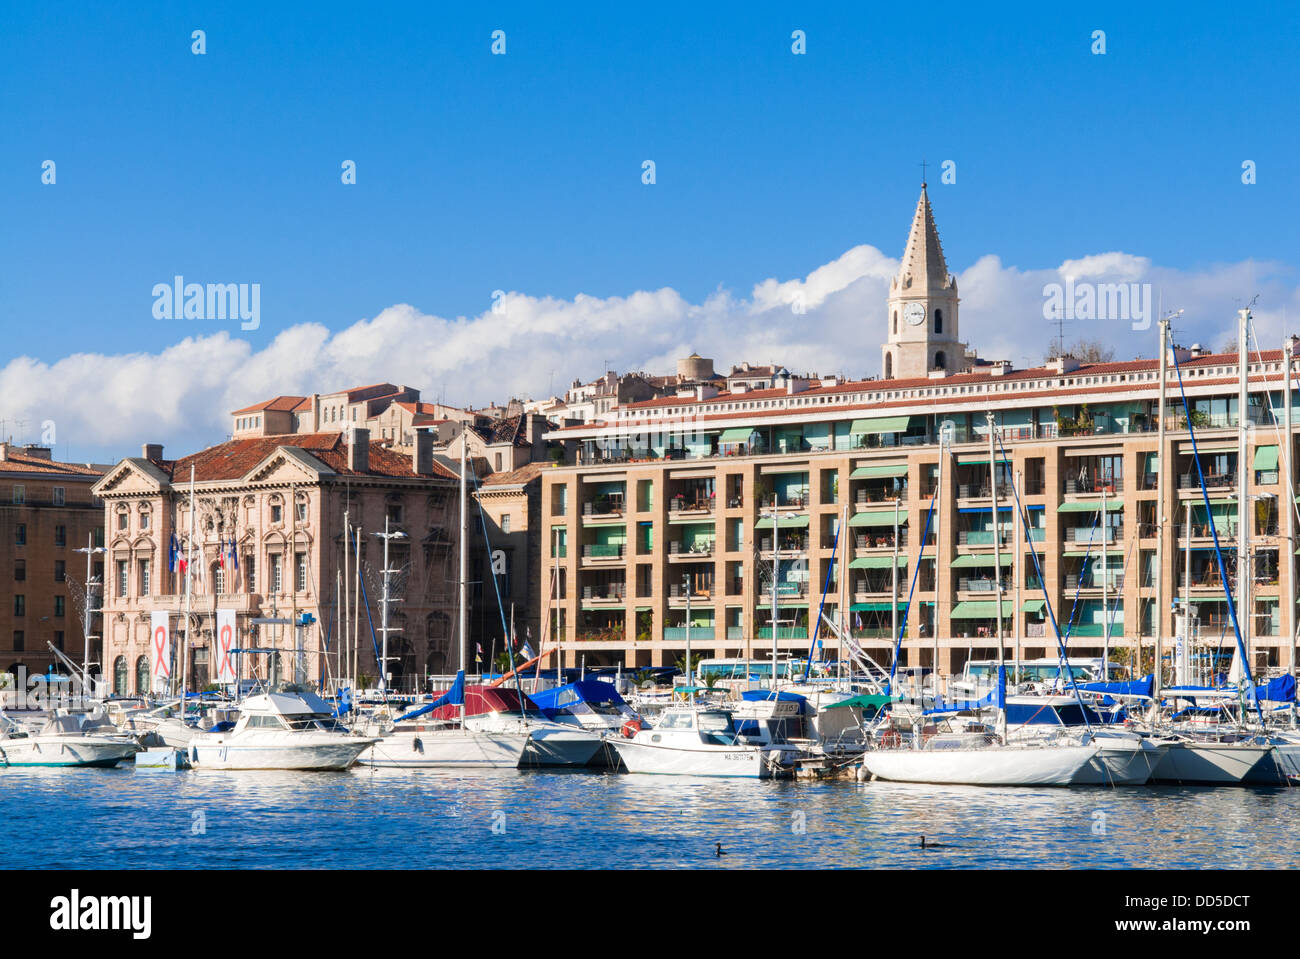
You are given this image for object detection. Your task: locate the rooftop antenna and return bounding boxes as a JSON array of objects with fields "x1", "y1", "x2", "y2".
[{"x1": 1050, "y1": 305, "x2": 1070, "y2": 358}]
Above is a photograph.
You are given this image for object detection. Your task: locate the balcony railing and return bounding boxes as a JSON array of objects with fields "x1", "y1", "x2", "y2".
[
  {"x1": 1175, "y1": 522, "x2": 1240, "y2": 539},
  {"x1": 855, "y1": 489, "x2": 908, "y2": 506},
  {"x1": 959, "y1": 577, "x2": 1010, "y2": 593},
  {"x1": 1065, "y1": 573, "x2": 1126, "y2": 591},
  {"x1": 663, "y1": 627, "x2": 715, "y2": 641},
  {"x1": 669, "y1": 540, "x2": 715, "y2": 557},
  {"x1": 583, "y1": 498, "x2": 625, "y2": 517},
  {"x1": 958, "y1": 530, "x2": 1013, "y2": 546},
  {"x1": 668, "y1": 497, "x2": 714, "y2": 514},
  {"x1": 756, "y1": 627, "x2": 809, "y2": 639},
  {"x1": 855, "y1": 531, "x2": 906, "y2": 550},
  {"x1": 582, "y1": 584, "x2": 626, "y2": 601},
  {"x1": 1067, "y1": 526, "x2": 1119, "y2": 546},
  {"x1": 957, "y1": 483, "x2": 1015, "y2": 500},
  {"x1": 1064, "y1": 478, "x2": 1123, "y2": 495},
  {"x1": 582, "y1": 544, "x2": 626, "y2": 560},
  {"x1": 1178, "y1": 473, "x2": 1235, "y2": 490}
]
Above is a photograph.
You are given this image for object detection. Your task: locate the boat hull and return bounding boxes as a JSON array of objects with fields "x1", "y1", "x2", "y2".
[
  {"x1": 356, "y1": 728, "x2": 526, "y2": 769},
  {"x1": 520, "y1": 727, "x2": 607, "y2": 768},
  {"x1": 1073, "y1": 737, "x2": 1168, "y2": 786},
  {"x1": 190, "y1": 737, "x2": 376, "y2": 770},
  {"x1": 610, "y1": 738, "x2": 787, "y2": 778},
  {"x1": 0, "y1": 737, "x2": 140, "y2": 768},
  {"x1": 1150, "y1": 741, "x2": 1280, "y2": 785},
  {"x1": 862, "y1": 744, "x2": 1097, "y2": 786}
]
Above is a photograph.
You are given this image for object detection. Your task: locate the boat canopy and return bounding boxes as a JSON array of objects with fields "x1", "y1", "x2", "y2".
[
  {"x1": 1075, "y1": 675, "x2": 1154, "y2": 699},
  {"x1": 823, "y1": 693, "x2": 899, "y2": 711},
  {"x1": 530, "y1": 679, "x2": 628, "y2": 716},
  {"x1": 395, "y1": 671, "x2": 465, "y2": 722},
  {"x1": 739, "y1": 689, "x2": 809, "y2": 714},
  {"x1": 430, "y1": 683, "x2": 544, "y2": 721}
]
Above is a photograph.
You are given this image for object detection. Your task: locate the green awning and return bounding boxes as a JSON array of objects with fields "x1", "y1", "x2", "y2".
[
  {"x1": 1253, "y1": 446, "x2": 1279, "y2": 471},
  {"x1": 849, "y1": 511, "x2": 909, "y2": 527},
  {"x1": 950, "y1": 600, "x2": 1015, "y2": 619},
  {"x1": 849, "y1": 416, "x2": 910, "y2": 435},
  {"x1": 849, "y1": 556, "x2": 907, "y2": 569},
  {"x1": 823, "y1": 693, "x2": 901, "y2": 711},
  {"x1": 952, "y1": 553, "x2": 1013, "y2": 568},
  {"x1": 755, "y1": 514, "x2": 810, "y2": 529},
  {"x1": 957, "y1": 456, "x2": 989, "y2": 466},
  {"x1": 1188, "y1": 596, "x2": 1230, "y2": 604},
  {"x1": 1058, "y1": 500, "x2": 1125, "y2": 512},
  {"x1": 718, "y1": 427, "x2": 756, "y2": 443},
  {"x1": 850, "y1": 602, "x2": 906, "y2": 612},
  {"x1": 851, "y1": 464, "x2": 908, "y2": 479},
  {"x1": 1022, "y1": 599, "x2": 1047, "y2": 613}
]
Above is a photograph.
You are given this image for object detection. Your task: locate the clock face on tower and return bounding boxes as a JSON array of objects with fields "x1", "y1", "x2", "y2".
[{"x1": 903, "y1": 302, "x2": 926, "y2": 327}]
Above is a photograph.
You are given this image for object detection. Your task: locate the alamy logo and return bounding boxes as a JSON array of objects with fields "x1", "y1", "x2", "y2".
[
  {"x1": 1042, "y1": 276, "x2": 1151, "y2": 331},
  {"x1": 152, "y1": 276, "x2": 260, "y2": 330},
  {"x1": 49, "y1": 889, "x2": 151, "y2": 939}
]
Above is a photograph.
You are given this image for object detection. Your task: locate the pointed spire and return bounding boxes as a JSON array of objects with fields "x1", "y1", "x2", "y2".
[{"x1": 897, "y1": 183, "x2": 952, "y2": 290}]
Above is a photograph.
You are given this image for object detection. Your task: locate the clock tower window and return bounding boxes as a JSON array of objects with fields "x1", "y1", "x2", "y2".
[{"x1": 935, "y1": 309, "x2": 943, "y2": 334}]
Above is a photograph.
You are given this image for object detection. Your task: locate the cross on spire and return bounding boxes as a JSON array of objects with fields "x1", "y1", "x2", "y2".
[{"x1": 919, "y1": 159, "x2": 928, "y2": 187}]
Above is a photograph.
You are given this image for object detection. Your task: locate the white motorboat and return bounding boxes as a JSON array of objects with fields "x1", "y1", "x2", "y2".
[
  {"x1": 354, "y1": 684, "x2": 531, "y2": 770},
  {"x1": 0, "y1": 711, "x2": 141, "y2": 768},
  {"x1": 610, "y1": 706, "x2": 797, "y2": 778},
  {"x1": 188, "y1": 691, "x2": 378, "y2": 770}
]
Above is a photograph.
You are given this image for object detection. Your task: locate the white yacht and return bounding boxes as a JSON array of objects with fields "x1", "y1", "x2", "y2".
[
  {"x1": 188, "y1": 691, "x2": 378, "y2": 770},
  {"x1": 354, "y1": 683, "x2": 530, "y2": 770},
  {"x1": 610, "y1": 705, "x2": 798, "y2": 778},
  {"x1": 0, "y1": 710, "x2": 142, "y2": 768},
  {"x1": 861, "y1": 730, "x2": 1099, "y2": 786}
]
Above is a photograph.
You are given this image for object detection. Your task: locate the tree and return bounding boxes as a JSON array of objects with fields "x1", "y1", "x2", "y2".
[{"x1": 1049, "y1": 338, "x2": 1115, "y2": 364}]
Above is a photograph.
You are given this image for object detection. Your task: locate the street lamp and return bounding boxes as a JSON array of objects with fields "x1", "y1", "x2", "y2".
[
  {"x1": 74, "y1": 535, "x2": 107, "y2": 698},
  {"x1": 372, "y1": 519, "x2": 408, "y2": 693}
]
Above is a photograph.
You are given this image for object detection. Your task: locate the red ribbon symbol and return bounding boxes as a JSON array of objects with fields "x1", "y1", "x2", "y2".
[
  {"x1": 153, "y1": 625, "x2": 171, "y2": 678},
  {"x1": 219, "y1": 624, "x2": 235, "y2": 681}
]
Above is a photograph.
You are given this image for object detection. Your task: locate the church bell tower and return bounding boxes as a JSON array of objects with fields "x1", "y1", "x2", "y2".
[{"x1": 882, "y1": 183, "x2": 964, "y2": 379}]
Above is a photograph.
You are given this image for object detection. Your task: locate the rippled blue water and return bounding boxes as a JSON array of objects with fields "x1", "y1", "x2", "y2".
[{"x1": 3, "y1": 765, "x2": 1297, "y2": 868}]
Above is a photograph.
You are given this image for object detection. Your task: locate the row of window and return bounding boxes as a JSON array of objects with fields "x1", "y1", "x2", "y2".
[
  {"x1": 14, "y1": 560, "x2": 66, "y2": 581},
  {"x1": 11, "y1": 596, "x2": 65, "y2": 616},
  {"x1": 4, "y1": 486, "x2": 66, "y2": 505},
  {"x1": 12, "y1": 524, "x2": 69, "y2": 547},
  {"x1": 114, "y1": 552, "x2": 309, "y2": 597},
  {"x1": 7, "y1": 630, "x2": 65, "y2": 652}
]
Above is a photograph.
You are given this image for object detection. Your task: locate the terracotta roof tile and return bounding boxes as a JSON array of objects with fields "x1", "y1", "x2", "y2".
[
  {"x1": 231, "y1": 395, "x2": 308, "y2": 415},
  {"x1": 164, "y1": 433, "x2": 456, "y2": 482}
]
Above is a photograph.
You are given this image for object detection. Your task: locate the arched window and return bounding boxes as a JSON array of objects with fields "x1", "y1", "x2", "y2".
[
  {"x1": 113, "y1": 656, "x2": 128, "y2": 695},
  {"x1": 934, "y1": 309, "x2": 944, "y2": 334},
  {"x1": 135, "y1": 656, "x2": 150, "y2": 695},
  {"x1": 892, "y1": 312, "x2": 898, "y2": 335},
  {"x1": 884, "y1": 353, "x2": 893, "y2": 379},
  {"x1": 934, "y1": 351, "x2": 947, "y2": 370}
]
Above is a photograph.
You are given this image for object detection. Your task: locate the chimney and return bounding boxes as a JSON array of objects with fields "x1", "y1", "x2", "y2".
[
  {"x1": 311, "y1": 394, "x2": 321, "y2": 432},
  {"x1": 0, "y1": 442, "x2": 8, "y2": 462},
  {"x1": 348, "y1": 427, "x2": 369, "y2": 473},
  {"x1": 142, "y1": 443, "x2": 163, "y2": 460},
  {"x1": 413, "y1": 429, "x2": 434, "y2": 476}
]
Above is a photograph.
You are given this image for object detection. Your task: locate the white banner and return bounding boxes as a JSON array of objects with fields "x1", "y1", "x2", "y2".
[
  {"x1": 215, "y1": 609, "x2": 237, "y2": 684},
  {"x1": 149, "y1": 611, "x2": 171, "y2": 693}
]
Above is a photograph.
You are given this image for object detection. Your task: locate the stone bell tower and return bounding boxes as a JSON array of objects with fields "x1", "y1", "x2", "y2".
[{"x1": 882, "y1": 183, "x2": 964, "y2": 379}]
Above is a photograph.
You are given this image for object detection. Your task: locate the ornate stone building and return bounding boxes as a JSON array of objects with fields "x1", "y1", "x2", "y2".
[{"x1": 91, "y1": 429, "x2": 460, "y2": 694}]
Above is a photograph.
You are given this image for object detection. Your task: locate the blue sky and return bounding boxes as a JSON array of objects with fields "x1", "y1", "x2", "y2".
[{"x1": 1, "y1": 1, "x2": 1298, "y2": 460}]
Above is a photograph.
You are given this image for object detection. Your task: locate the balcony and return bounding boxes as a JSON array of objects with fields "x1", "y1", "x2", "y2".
[
  {"x1": 855, "y1": 530, "x2": 906, "y2": 551},
  {"x1": 854, "y1": 488, "x2": 908, "y2": 507},
  {"x1": 582, "y1": 496, "x2": 626, "y2": 519},
  {"x1": 1065, "y1": 573, "x2": 1126, "y2": 591},
  {"x1": 668, "y1": 540, "x2": 715, "y2": 560},
  {"x1": 581, "y1": 584, "x2": 626, "y2": 603},
  {"x1": 757, "y1": 494, "x2": 809, "y2": 510},
  {"x1": 1178, "y1": 473, "x2": 1236, "y2": 491},
  {"x1": 1064, "y1": 477, "x2": 1123, "y2": 495},
  {"x1": 663, "y1": 626, "x2": 716, "y2": 641},
  {"x1": 668, "y1": 496, "x2": 714, "y2": 515},
  {"x1": 1067, "y1": 526, "x2": 1119, "y2": 546},
  {"x1": 1174, "y1": 522, "x2": 1240, "y2": 540},
  {"x1": 958, "y1": 577, "x2": 1010, "y2": 593},
  {"x1": 759, "y1": 536, "x2": 807, "y2": 555},
  {"x1": 958, "y1": 530, "x2": 1013, "y2": 547},
  {"x1": 581, "y1": 544, "x2": 626, "y2": 562},
  {"x1": 957, "y1": 482, "x2": 1015, "y2": 500}
]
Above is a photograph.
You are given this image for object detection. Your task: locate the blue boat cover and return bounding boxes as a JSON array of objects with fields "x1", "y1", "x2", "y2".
[
  {"x1": 740, "y1": 689, "x2": 809, "y2": 715},
  {"x1": 530, "y1": 680, "x2": 626, "y2": 715},
  {"x1": 394, "y1": 671, "x2": 465, "y2": 722},
  {"x1": 1076, "y1": 674, "x2": 1154, "y2": 698},
  {"x1": 1256, "y1": 675, "x2": 1296, "y2": 703}
]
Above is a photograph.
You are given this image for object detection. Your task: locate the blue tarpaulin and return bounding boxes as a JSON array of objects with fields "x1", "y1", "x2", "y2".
[
  {"x1": 394, "y1": 671, "x2": 465, "y2": 722},
  {"x1": 1255, "y1": 674, "x2": 1297, "y2": 703},
  {"x1": 740, "y1": 689, "x2": 809, "y2": 715},
  {"x1": 530, "y1": 680, "x2": 627, "y2": 717},
  {"x1": 1076, "y1": 674, "x2": 1154, "y2": 698}
]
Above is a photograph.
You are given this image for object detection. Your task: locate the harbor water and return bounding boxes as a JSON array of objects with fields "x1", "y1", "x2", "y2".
[{"x1": 3, "y1": 766, "x2": 1298, "y2": 869}]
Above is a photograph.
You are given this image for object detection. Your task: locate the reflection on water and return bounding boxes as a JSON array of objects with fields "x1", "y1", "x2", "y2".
[{"x1": 2, "y1": 764, "x2": 1296, "y2": 869}]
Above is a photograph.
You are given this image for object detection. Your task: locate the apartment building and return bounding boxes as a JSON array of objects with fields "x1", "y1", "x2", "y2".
[
  {"x1": 539, "y1": 186, "x2": 1300, "y2": 678},
  {"x1": 0, "y1": 443, "x2": 105, "y2": 679}
]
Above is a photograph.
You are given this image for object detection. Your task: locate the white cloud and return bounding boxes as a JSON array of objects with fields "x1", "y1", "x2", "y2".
[{"x1": 2, "y1": 246, "x2": 1298, "y2": 464}]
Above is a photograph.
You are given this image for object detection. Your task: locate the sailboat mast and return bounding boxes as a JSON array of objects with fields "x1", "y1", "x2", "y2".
[
  {"x1": 459, "y1": 439, "x2": 468, "y2": 723},
  {"x1": 1286, "y1": 336, "x2": 1297, "y2": 684},
  {"x1": 934, "y1": 428, "x2": 946, "y2": 703},
  {"x1": 1154, "y1": 316, "x2": 1169, "y2": 700},
  {"x1": 1237, "y1": 308, "x2": 1252, "y2": 683},
  {"x1": 988, "y1": 413, "x2": 1006, "y2": 743}
]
